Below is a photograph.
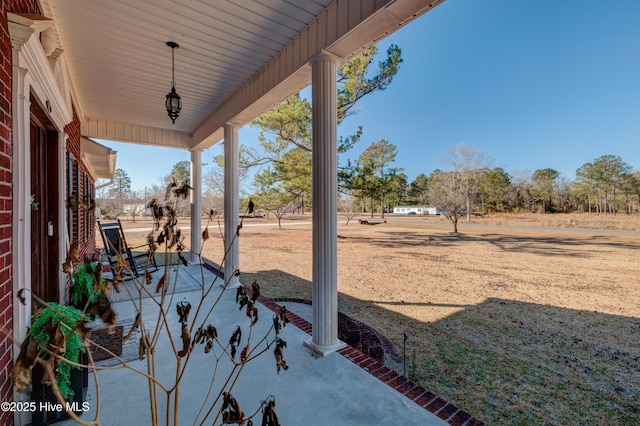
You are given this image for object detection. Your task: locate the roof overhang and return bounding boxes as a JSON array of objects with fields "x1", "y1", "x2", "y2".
[
  {"x1": 40, "y1": 0, "x2": 446, "y2": 151},
  {"x1": 80, "y1": 137, "x2": 117, "y2": 180}
]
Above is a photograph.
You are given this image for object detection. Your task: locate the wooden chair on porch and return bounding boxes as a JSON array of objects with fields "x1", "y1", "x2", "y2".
[{"x1": 97, "y1": 219, "x2": 158, "y2": 280}]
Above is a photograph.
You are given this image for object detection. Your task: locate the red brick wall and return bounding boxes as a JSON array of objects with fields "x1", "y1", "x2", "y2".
[
  {"x1": 0, "y1": 8, "x2": 13, "y2": 425},
  {"x1": 66, "y1": 106, "x2": 98, "y2": 262},
  {"x1": 2, "y1": 2, "x2": 60, "y2": 424},
  {"x1": 64, "y1": 108, "x2": 98, "y2": 305}
]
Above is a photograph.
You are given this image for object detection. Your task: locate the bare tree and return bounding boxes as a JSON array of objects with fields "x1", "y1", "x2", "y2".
[
  {"x1": 338, "y1": 193, "x2": 360, "y2": 225},
  {"x1": 427, "y1": 170, "x2": 467, "y2": 233},
  {"x1": 445, "y1": 143, "x2": 491, "y2": 221},
  {"x1": 203, "y1": 164, "x2": 225, "y2": 196},
  {"x1": 123, "y1": 204, "x2": 145, "y2": 222}
]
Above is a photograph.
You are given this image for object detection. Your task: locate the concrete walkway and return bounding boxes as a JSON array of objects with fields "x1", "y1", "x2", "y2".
[{"x1": 56, "y1": 264, "x2": 466, "y2": 425}]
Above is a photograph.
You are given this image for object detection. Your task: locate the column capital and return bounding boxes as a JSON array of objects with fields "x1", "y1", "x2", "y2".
[
  {"x1": 224, "y1": 120, "x2": 243, "y2": 129},
  {"x1": 310, "y1": 49, "x2": 344, "y2": 66},
  {"x1": 8, "y1": 13, "x2": 54, "y2": 50}
]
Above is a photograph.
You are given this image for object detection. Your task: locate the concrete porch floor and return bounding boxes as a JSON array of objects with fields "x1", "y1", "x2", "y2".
[{"x1": 56, "y1": 263, "x2": 478, "y2": 425}]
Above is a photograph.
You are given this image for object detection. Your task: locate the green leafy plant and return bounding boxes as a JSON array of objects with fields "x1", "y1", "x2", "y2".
[
  {"x1": 70, "y1": 261, "x2": 102, "y2": 306},
  {"x1": 30, "y1": 303, "x2": 86, "y2": 398}
]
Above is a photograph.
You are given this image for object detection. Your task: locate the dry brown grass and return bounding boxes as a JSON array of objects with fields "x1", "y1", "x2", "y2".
[
  {"x1": 474, "y1": 211, "x2": 640, "y2": 231},
  {"x1": 118, "y1": 213, "x2": 640, "y2": 425}
]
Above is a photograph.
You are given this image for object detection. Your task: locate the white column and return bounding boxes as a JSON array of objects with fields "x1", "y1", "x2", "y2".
[
  {"x1": 11, "y1": 65, "x2": 32, "y2": 355},
  {"x1": 223, "y1": 123, "x2": 241, "y2": 288},
  {"x1": 190, "y1": 149, "x2": 203, "y2": 264},
  {"x1": 304, "y1": 51, "x2": 346, "y2": 356}
]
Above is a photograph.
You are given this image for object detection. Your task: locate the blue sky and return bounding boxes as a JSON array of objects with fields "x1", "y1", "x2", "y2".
[{"x1": 100, "y1": 0, "x2": 640, "y2": 192}]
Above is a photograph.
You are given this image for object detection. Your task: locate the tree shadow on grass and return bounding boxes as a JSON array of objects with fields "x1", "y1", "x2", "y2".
[
  {"x1": 239, "y1": 268, "x2": 640, "y2": 425},
  {"x1": 338, "y1": 229, "x2": 640, "y2": 257}
]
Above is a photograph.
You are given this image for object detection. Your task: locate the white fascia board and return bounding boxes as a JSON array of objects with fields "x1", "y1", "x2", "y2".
[{"x1": 82, "y1": 117, "x2": 193, "y2": 149}]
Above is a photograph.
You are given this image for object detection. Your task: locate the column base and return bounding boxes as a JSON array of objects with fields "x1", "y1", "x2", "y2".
[
  {"x1": 220, "y1": 279, "x2": 242, "y2": 289},
  {"x1": 304, "y1": 338, "x2": 347, "y2": 357}
]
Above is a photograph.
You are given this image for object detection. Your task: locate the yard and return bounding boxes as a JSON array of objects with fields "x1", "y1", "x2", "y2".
[{"x1": 118, "y1": 213, "x2": 640, "y2": 425}]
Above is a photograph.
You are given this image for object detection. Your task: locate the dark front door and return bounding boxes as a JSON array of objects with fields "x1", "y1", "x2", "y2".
[{"x1": 30, "y1": 102, "x2": 60, "y2": 305}]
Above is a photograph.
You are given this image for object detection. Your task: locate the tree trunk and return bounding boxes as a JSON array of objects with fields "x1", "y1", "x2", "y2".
[{"x1": 466, "y1": 198, "x2": 470, "y2": 221}]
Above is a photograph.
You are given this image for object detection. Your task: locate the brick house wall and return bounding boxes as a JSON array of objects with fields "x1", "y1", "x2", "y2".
[
  {"x1": 0, "y1": 9, "x2": 13, "y2": 423},
  {"x1": 66, "y1": 107, "x2": 97, "y2": 261},
  {"x1": 1, "y1": 2, "x2": 97, "y2": 423},
  {"x1": 0, "y1": 10, "x2": 13, "y2": 426},
  {"x1": 65, "y1": 107, "x2": 98, "y2": 302}
]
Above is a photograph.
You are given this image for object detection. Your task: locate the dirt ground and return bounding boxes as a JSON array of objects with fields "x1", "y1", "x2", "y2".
[{"x1": 118, "y1": 213, "x2": 640, "y2": 425}]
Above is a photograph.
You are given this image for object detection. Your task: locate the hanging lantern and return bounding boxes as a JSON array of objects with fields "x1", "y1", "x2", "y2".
[{"x1": 165, "y1": 41, "x2": 181, "y2": 124}]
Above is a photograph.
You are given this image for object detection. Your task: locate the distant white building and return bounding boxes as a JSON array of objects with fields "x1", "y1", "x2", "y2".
[{"x1": 393, "y1": 205, "x2": 441, "y2": 216}]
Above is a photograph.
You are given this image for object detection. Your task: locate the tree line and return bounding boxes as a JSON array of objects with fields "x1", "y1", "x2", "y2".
[
  {"x1": 100, "y1": 146, "x2": 639, "y2": 232},
  {"x1": 403, "y1": 147, "x2": 638, "y2": 232},
  {"x1": 338, "y1": 142, "x2": 639, "y2": 232}
]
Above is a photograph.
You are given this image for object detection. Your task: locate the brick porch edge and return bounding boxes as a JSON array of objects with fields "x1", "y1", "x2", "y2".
[{"x1": 257, "y1": 294, "x2": 485, "y2": 426}]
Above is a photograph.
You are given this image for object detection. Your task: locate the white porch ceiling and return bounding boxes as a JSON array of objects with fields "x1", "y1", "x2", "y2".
[{"x1": 40, "y1": 0, "x2": 444, "y2": 151}]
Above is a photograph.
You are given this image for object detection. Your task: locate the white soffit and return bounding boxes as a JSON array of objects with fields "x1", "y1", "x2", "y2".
[{"x1": 42, "y1": 0, "x2": 445, "y2": 150}]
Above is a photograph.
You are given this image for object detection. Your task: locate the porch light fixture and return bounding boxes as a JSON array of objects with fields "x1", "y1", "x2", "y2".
[{"x1": 165, "y1": 41, "x2": 182, "y2": 124}]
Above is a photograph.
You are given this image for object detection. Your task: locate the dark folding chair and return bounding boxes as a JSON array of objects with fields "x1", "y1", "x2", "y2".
[{"x1": 97, "y1": 219, "x2": 158, "y2": 280}]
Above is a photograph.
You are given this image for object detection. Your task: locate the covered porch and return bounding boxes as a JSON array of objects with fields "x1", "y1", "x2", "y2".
[
  {"x1": 36, "y1": 0, "x2": 447, "y2": 360},
  {"x1": 7, "y1": 0, "x2": 476, "y2": 424}
]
